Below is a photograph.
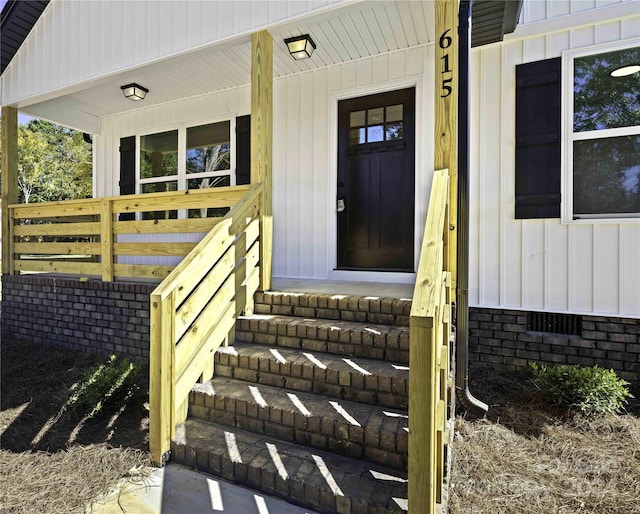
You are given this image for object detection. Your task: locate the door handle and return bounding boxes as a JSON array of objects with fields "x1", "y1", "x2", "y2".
[{"x1": 337, "y1": 198, "x2": 345, "y2": 213}]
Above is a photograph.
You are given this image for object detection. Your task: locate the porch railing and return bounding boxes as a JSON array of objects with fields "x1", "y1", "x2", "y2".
[
  {"x1": 7, "y1": 185, "x2": 252, "y2": 281},
  {"x1": 409, "y1": 168, "x2": 453, "y2": 513},
  {"x1": 148, "y1": 183, "x2": 265, "y2": 464}
]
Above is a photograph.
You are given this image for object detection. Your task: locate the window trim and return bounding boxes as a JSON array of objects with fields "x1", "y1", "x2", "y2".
[{"x1": 562, "y1": 40, "x2": 640, "y2": 224}]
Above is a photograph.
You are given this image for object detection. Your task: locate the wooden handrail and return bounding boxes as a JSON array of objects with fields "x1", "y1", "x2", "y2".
[
  {"x1": 7, "y1": 185, "x2": 251, "y2": 282},
  {"x1": 409, "y1": 168, "x2": 452, "y2": 513},
  {"x1": 149, "y1": 183, "x2": 265, "y2": 465},
  {"x1": 7, "y1": 183, "x2": 272, "y2": 466}
]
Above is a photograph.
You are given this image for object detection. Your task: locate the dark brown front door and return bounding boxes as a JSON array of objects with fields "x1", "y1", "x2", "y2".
[{"x1": 337, "y1": 88, "x2": 415, "y2": 271}]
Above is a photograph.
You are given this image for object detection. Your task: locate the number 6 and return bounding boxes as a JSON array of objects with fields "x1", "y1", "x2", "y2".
[{"x1": 439, "y1": 29, "x2": 452, "y2": 49}]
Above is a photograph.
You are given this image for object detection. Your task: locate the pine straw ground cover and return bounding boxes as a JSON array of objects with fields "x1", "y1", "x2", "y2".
[
  {"x1": 0, "y1": 339, "x2": 151, "y2": 514},
  {"x1": 449, "y1": 366, "x2": 640, "y2": 514}
]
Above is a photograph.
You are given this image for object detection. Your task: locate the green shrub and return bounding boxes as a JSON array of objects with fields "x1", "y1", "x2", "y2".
[
  {"x1": 66, "y1": 354, "x2": 142, "y2": 419},
  {"x1": 529, "y1": 362, "x2": 632, "y2": 415}
]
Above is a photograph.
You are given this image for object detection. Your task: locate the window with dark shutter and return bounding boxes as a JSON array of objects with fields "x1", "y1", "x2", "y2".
[
  {"x1": 236, "y1": 115, "x2": 251, "y2": 185},
  {"x1": 119, "y1": 135, "x2": 136, "y2": 220},
  {"x1": 515, "y1": 57, "x2": 561, "y2": 219}
]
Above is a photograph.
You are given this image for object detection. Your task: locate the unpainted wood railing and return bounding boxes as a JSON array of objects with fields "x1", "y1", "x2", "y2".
[
  {"x1": 7, "y1": 185, "x2": 251, "y2": 281},
  {"x1": 148, "y1": 182, "x2": 265, "y2": 464},
  {"x1": 409, "y1": 168, "x2": 453, "y2": 513}
]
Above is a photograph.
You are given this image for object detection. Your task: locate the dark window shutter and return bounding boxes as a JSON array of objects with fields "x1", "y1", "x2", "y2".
[
  {"x1": 236, "y1": 115, "x2": 251, "y2": 185},
  {"x1": 119, "y1": 136, "x2": 136, "y2": 220},
  {"x1": 515, "y1": 57, "x2": 561, "y2": 219}
]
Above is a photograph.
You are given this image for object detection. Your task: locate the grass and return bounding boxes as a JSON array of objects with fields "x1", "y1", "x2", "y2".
[
  {"x1": 449, "y1": 366, "x2": 640, "y2": 514},
  {"x1": 0, "y1": 339, "x2": 151, "y2": 514}
]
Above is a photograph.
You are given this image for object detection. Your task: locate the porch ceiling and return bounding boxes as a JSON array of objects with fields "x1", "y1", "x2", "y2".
[
  {"x1": 15, "y1": 0, "x2": 521, "y2": 133},
  {"x1": 19, "y1": 0, "x2": 436, "y2": 132}
]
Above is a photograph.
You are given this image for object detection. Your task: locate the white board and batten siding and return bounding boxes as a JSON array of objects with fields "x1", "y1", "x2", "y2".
[
  {"x1": 96, "y1": 45, "x2": 433, "y2": 277},
  {"x1": 469, "y1": 0, "x2": 640, "y2": 319},
  {"x1": 273, "y1": 45, "x2": 432, "y2": 282}
]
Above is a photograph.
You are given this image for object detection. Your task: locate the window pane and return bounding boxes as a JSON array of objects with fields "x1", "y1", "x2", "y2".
[
  {"x1": 368, "y1": 108, "x2": 384, "y2": 124},
  {"x1": 386, "y1": 104, "x2": 403, "y2": 122},
  {"x1": 349, "y1": 128, "x2": 366, "y2": 145},
  {"x1": 367, "y1": 125, "x2": 384, "y2": 143},
  {"x1": 186, "y1": 121, "x2": 230, "y2": 174},
  {"x1": 574, "y1": 46, "x2": 640, "y2": 132},
  {"x1": 141, "y1": 181, "x2": 178, "y2": 220},
  {"x1": 187, "y1": 175, "x2": 231, "y2": 190},
  {"x1": 385, "y1": 122, "x2": 403, "y2": 140},
  {"x1": 141, "y1": 181, "x2": 178, "y2": 194},
  {"x1": 188, "y1": 175, "x2": 231, "y2": 218},
  {"x1": 574, "y1": 135, "x2": 640, "y2": 216},
  {"x1": 140, "y1": 131, "x2": 178, "y2": 178},
  {"x1": 350, "y1": 110, "x2": 365, "y2": 127}
]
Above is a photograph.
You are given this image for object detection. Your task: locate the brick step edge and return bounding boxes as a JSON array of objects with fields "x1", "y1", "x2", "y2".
[
  {"x1": 188, "y1": 377, "x2": 408, "y2": 470},
  {"x1": 236, "y1": 315, "x2": 409, "y2": 364},
  {"x1": 172, "y1": 417, "x2": 408, "y2": 514},
  {"x1": 215, "y1": 343, "x2": 409, "y2": 409},
  {"x1": 254, "y1": 291, "x2": 411, "y2": 327}
]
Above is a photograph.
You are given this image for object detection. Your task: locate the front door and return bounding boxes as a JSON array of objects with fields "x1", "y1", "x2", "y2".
[{"x1": 337, "y1": 88, "x2": 415, "y2": 271}]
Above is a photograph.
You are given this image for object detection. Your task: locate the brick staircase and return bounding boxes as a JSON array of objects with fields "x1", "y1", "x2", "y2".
[{"x1": 172, "y1": 290, "x2": 413, "y2": 513}]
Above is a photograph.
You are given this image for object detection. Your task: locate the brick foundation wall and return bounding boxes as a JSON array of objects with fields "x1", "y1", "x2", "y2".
[
  {"x1": 468, "y1": 307, "x2": 640, "y2": 381},
  {"x1": 1, "y1": 275, "x2": 156, "y2": 363}
]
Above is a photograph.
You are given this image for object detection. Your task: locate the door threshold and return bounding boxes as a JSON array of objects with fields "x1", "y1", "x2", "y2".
[{"x1": 271, "y1": 278, "x2": 414, "y2": 299}]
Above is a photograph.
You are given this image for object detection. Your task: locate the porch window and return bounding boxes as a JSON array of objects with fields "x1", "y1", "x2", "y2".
[
  {"x1": 136, "y1": 120, "x2": 235, "y2": 219},
  {"x1": 565, "y1": 43, "x2": 640, "y2": 220},
  {"x1": 140, "y1": 130, "x2": 179, "y2": 219},
  {"x1": 186, "y1": 121, "x2": 232, "y2": 218}
]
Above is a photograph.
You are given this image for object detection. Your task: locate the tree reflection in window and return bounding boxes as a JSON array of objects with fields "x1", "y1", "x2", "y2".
[
  {"x1": 186, "y1": 122, "x2": 230, "y2": 174},
  {"x1": 574, "y1": 47, "x2": 640, "y2": 132},
  {"x1": 572, "y1": 46, "x2": 640, "y2": 217},
  {"x1": 574, "y1": 136, "x2": 640, "y2": 215}
]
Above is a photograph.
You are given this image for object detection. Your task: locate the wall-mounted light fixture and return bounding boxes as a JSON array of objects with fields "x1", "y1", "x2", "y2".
[
  {"x1": 284, "y1": 34, "x2": 316, "y2": 60},
  {"x1": 120, "y1": 83, "x2": 149, "y2": 101},
  {"x1": 610, "y1": 64, "x2": 640, "y2": 77}
]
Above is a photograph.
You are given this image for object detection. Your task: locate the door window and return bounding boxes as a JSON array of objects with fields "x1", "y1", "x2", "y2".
[{"x1": 348, "y1": 104, "x2": 404, "y2": 146}]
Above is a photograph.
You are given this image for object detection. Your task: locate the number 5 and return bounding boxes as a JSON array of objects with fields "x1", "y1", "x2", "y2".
[{"x1": 441, "y1": 78, "x2": 452, "y2": 98}]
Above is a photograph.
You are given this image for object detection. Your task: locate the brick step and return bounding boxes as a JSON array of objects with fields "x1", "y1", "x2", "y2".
[
  {"x1": 215, "y1": 343, "x2": 409, "y2": 409},
  {"x1": 236, "y1": 314, "x2": 410, "y2": 364},
  {"x1": 172, "y1": 418, "x2": 408, "y2": 514},
  {"x1": 189, "y1": 377, "x2": 408, "y2": 470},
  {"x1": 254, "y1": 291, "x2": 412, "y2": 327}
]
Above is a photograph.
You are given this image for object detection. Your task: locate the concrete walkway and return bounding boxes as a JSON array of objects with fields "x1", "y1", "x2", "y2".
[{"x1": 88, "y1": 463, "x2": 318, "y2": 514}]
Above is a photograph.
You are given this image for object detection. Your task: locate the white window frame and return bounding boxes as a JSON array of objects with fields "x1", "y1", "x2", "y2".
[
  {"x1": 562, "y1": 40, "x2": 640, "y2": 224},
  {"x1": 136, "y1": 117, "x2": 237, "y2": 194}
]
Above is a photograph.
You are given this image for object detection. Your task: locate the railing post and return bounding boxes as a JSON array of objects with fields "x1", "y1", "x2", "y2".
[
  {"x1": 434, "y1": 0, "x2": 459, "y2": 286},
  {"x1": 100, "y1": 199, "x2": 114, "y2": 281},
  {"x1": 1, "y1": 106, "x2": 18, "y2": 276},
  {"x1": 409, "y1": 316, "x2": 437, "y2": 514},
  {"x1": 149, "y1": 290, "x2": 175, "y2": 466},
  {"x1": 251, "y1": 30, "x2": 273, "y2": 292}
]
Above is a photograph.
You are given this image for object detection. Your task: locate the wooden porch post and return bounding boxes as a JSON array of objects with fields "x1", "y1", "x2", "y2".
[
  {"x1": 434, "y1": 0, "x2": 459, "y2": 289},
  {"x1": 251, "y1": 30, "x2": 273, "y2": 292},
  {"x1": 1, "y1": 106, "x2": 18, "y2": 276}
]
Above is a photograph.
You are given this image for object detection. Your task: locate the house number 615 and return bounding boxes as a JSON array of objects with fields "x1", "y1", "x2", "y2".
[{"x1": 439, "y1": 29, "x2": 452, "y2": 98}]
